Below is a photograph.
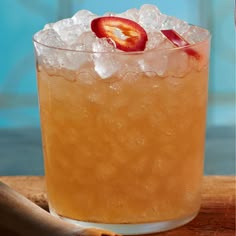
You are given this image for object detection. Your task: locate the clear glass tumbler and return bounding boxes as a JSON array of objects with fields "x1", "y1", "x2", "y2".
[{"x1": 34, "y1": 26, "x2": 211, "y2": 235}]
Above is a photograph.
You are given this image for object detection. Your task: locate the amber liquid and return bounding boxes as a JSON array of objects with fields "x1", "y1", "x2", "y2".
[{"x1": 37, "y1": 50, "x2": 209, "y2": 224}]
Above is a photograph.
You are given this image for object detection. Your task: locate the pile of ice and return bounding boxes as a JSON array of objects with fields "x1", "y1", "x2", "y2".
[{"x1": 34, "y1": 4, "x2": 209, "y2": 78}]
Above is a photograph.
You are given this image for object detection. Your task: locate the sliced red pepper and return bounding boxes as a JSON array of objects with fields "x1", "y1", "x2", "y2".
[
  {"x1": 91, "y1": 16, "x2": 148, "y2": 52},
  {"x1": 161, "y1": 29, "x2": 201, "y2": 60}
]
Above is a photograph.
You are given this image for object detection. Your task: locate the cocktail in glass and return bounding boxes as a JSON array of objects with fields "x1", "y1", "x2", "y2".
[{"x1": 34, "y1": 5, "x2": 211, "y2": 235}]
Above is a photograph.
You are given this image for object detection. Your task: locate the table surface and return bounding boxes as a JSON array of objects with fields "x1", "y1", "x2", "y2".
[{"x1": 0, "y1": 176, "x2": 235, "y2": 236}]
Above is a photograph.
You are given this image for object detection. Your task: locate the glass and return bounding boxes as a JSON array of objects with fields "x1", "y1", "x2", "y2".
[{"x1": 33, "y1": 27, "x2": 211, "y2": 235}]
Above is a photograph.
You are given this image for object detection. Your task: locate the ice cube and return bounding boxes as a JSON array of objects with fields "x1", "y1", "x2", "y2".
[
  {"x1": 158, "y1": 38, "x2": 174, "y2": 49},
  {"x1": 34, "y1": 29, "x2": 65, "y2": 48},
  {"x1": 72, "y1": 10, "x2": 97, "y2": 32},
  {"x1": 118, "y1": 8, "x2": 139, "y2": 22},
  {"x1": 139, "y1": 51, "x2": 169, "y2": 77},
  {"x1": 146, "y1": 30, "x2": 174, "y2": 51},
  {"x1": 52, "y1": 18, "x2": 85, "y2": 46},
  {"x1": 34, "y1": 29, "x2": 66, "y2": 67},
  {"x1": 73, "y1": 31, "x2": 97, "y2": 51},
  {"x1": 59, "y1": 33, "x2": 97, "y2": 70},
  {"x1": 167, "y1": 51, "x2": 190, "y2": 77},
  {"x1": 58, "y1": 24, "x2": 84, "y2": 46},
  {"x1": 65, "y1": 32, "x2": 98, "y2": 70},
  {"x1": 60, "y1": 50, "x2": 89, "y2": 70},
  {"x1": 161, "y1": 15, "x2": 190, "y2": 35},
  {"x1": 35, "y1": 29, "x2": 89, "y2": 70},
  {"x1": 53, "y1": 18, "x2": 75, "y2": 33},
  {"x1": 145, "y1": 32, "x2": 165, "y2": 50},
  {"x1": 173, "y1": 19, "x2": 190, "y2": 35},
  {"x1": 92, "y1": 38, "x2": 120, "y2": 79},
  {"x1": 138, "y1": 4, "x2": 162, "y2": 32},
  {"x1": 183, "y1": 25, "x2": 210, "y2": 44},
  {"x1": 140, "y1": 48, "x2": 190, "y2": 78},
  {"x1": 161, "y1": 15, "x2": 175, "y2": 29}
]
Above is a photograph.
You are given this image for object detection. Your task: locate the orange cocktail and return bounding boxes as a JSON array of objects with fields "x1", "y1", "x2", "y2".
[{"x1": 34, "y1": 4, "x2": 211, "y2": 235}]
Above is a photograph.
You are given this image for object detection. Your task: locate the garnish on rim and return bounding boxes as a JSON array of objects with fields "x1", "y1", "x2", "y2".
[
  {"x1": 91, "y1": 16, "x2": 148, "y2": 52},
  {"x1": 161, "y1": 29, "x2": 201, "y2": 60}
]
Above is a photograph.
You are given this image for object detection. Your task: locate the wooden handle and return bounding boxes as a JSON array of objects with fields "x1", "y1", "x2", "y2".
[{"x1": 0, "y1": 181, "x2": 120, "y2": 236}]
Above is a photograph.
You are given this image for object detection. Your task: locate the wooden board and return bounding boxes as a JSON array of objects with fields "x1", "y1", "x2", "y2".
[{"x1": 0, "y1": 176, "x2": 235, "y2": 236}]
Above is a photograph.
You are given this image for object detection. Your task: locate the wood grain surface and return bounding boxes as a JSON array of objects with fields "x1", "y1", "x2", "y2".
[{"x1": 0, "y1": 176, "x2": 235, "y2": 236}]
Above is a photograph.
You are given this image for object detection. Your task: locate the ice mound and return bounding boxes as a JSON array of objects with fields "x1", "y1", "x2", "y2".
[{"x1": 34, "y1": 5, "x2": 210, "y2": 78}]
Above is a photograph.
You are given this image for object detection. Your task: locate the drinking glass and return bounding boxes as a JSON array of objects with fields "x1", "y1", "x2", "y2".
[{"x1": 34, "y1": 26, "x2": 211, "y2": 235}]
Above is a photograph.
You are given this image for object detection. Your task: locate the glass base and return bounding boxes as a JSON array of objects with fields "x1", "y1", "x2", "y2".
[{"x1": 50, "y1": 207, "x2": 197, "y2": 235}]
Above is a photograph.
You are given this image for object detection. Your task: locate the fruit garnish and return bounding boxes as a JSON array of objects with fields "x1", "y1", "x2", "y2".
[
  {"x1": 161, "y1": 29, "x2": 200, "y2": 60},
  {"x1": 91, "y1": 16, "x2": 148, "y2": 52}
]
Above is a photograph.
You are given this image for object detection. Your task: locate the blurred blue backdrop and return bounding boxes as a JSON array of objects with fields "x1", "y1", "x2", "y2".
[{"x1": 0, "y1": 0, "x2": 235, "y2": 175}]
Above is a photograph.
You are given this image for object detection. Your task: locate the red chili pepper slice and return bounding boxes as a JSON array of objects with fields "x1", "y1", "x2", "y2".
[
  {"x1": 161, "y1": 29, "x2": 201, "y2": 60},
  {"x1": 91, "y1": 16, "x2": 148, "y2": 52}
]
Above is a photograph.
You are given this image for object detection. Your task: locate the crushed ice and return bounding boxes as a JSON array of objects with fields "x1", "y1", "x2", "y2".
[{"x1": 34, "y1": 5, "x2": 210, "y2": 78}]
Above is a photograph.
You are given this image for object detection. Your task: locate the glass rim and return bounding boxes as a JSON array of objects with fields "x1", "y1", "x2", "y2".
[{"x1": 33, "y1": 27, "x2": 211, "y2": 55}]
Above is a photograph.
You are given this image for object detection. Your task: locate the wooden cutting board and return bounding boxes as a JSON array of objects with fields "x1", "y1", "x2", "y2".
[{"x1": 0, "y1": 176, "x2": 235, "y2": 236}]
